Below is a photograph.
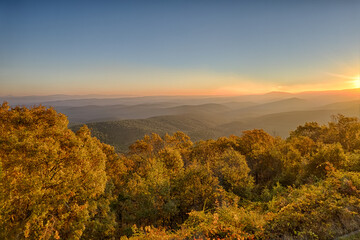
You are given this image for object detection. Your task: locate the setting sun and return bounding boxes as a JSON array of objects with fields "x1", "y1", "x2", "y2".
[{"x1": 352, "y1": 75, "x2": 360, "y2": 88}]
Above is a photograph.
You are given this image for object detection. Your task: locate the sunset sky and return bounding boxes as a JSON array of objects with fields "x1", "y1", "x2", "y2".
[{"x1": 1, "y1": 0, "x2": 359, "y2": 96}]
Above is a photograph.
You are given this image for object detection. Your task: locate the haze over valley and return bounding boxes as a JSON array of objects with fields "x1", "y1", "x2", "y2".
[{"x1": 3, "y1": 88, "x2": 360, "y2": 152}]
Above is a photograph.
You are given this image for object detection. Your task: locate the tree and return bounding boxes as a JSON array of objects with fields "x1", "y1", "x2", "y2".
[
  {"x1": 172, "y1": 163, "x2": 220, "y2": 222},
  {"x1": 289, "y1": 121, "x2": 324, "y2": 142},
  {"x1": 236, "y1": 129, "x2": 275, "y2": 156},
  {"x1": 0, "y1": 103, "x2": 108, "y2": 239},
  {"x1": 324, "y1": 114, "x2": 360, "y2": 151},
  {"x1": 157, "y1": 147, "x2": 184, "y2": 177},
  {"x1": 305, "y1": 143, "x2": 347, "y2": 180},
  {"x1": 129, "y1": 133, "x2": 164, "y2": 159},
  {"x1": 212, "y1": 149, "x2": 254, "y2": 198}
]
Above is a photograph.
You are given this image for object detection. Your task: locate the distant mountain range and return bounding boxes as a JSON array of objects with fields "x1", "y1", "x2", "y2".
[{"x1": 3, "y1": 89, "x2": 360, "y2": 152}]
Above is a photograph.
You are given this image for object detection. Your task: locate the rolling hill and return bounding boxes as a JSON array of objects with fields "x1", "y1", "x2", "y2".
[
  {"x1": 72, "y1": 114, "x2": 220, "y2": 152},
  {"x1": 4, "y1": 89, "x2": 360, "y2": 152}
]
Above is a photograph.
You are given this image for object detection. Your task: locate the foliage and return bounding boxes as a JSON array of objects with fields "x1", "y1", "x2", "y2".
[
  {"x1": 266, "y1": 171, "x2": 360, "y2": 240},
  {"x1": 2, "y1": 103, "x2": 360, "y2": 239},
  {"x1": 179, "y1": 202, "x2": 266, "y2": 239},
  {"x1": 0, "y1": 103, "x2": 113, "y2": 239}
]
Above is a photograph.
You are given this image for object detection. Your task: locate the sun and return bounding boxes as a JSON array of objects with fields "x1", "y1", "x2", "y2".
[
  {"x1": 327, "y1": 72, "x2": 360, "y2": 89},
  {"x1": 352, "y1": 75, "x2": 360, "y2": 89}
]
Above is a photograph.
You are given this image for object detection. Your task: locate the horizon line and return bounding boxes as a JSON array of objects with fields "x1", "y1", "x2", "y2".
[{"x1": 1, "y1": 87, "x2": 360, "y2": 99}]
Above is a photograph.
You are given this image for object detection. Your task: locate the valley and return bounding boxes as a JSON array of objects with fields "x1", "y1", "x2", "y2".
[{"x1": 4, "y1": 89, "x2": 360, "y2": 152}]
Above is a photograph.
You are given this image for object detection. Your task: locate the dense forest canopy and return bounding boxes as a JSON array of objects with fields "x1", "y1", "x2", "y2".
[{"x1": 0, "y1": 102, "x2": 360, "y2": 239}]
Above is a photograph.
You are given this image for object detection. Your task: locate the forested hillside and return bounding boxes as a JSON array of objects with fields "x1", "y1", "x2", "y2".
[
  {"x1": 1, "y1": 102, "x2": 360, "y2": 239},
  {"x1": 6, "y1": 91, "x2": 360, "y2": 154}
]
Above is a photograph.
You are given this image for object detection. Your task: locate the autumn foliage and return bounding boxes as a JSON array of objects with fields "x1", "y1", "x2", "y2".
[{"x1": 1, "y1": 103, "x2": 360, "y2": 239}]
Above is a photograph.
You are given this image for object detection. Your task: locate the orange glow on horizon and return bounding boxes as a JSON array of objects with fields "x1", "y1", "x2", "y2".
[
  {"x1": 62, "y1": 83, "x2": 357, "y2": 97},
  {"x1": 7, "y1": 69, "x2": 360, "y2": 97},
  {"x1": 9, "y1": 84, "x2": 359, "y2": 98}
]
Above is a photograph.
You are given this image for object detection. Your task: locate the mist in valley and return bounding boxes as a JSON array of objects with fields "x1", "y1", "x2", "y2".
[{"x1": 3, "y1": 89, "x2": 360, "y2": 152}]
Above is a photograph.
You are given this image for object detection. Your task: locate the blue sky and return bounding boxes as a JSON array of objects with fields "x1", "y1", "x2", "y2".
[{"x1": 0, "y1": 0, "x2": 359, "y2": 96}]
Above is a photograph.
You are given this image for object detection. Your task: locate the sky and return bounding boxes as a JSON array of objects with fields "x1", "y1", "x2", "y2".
[{"x1": 0, "y1": 0, "x2": 359, "y2": 96}]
